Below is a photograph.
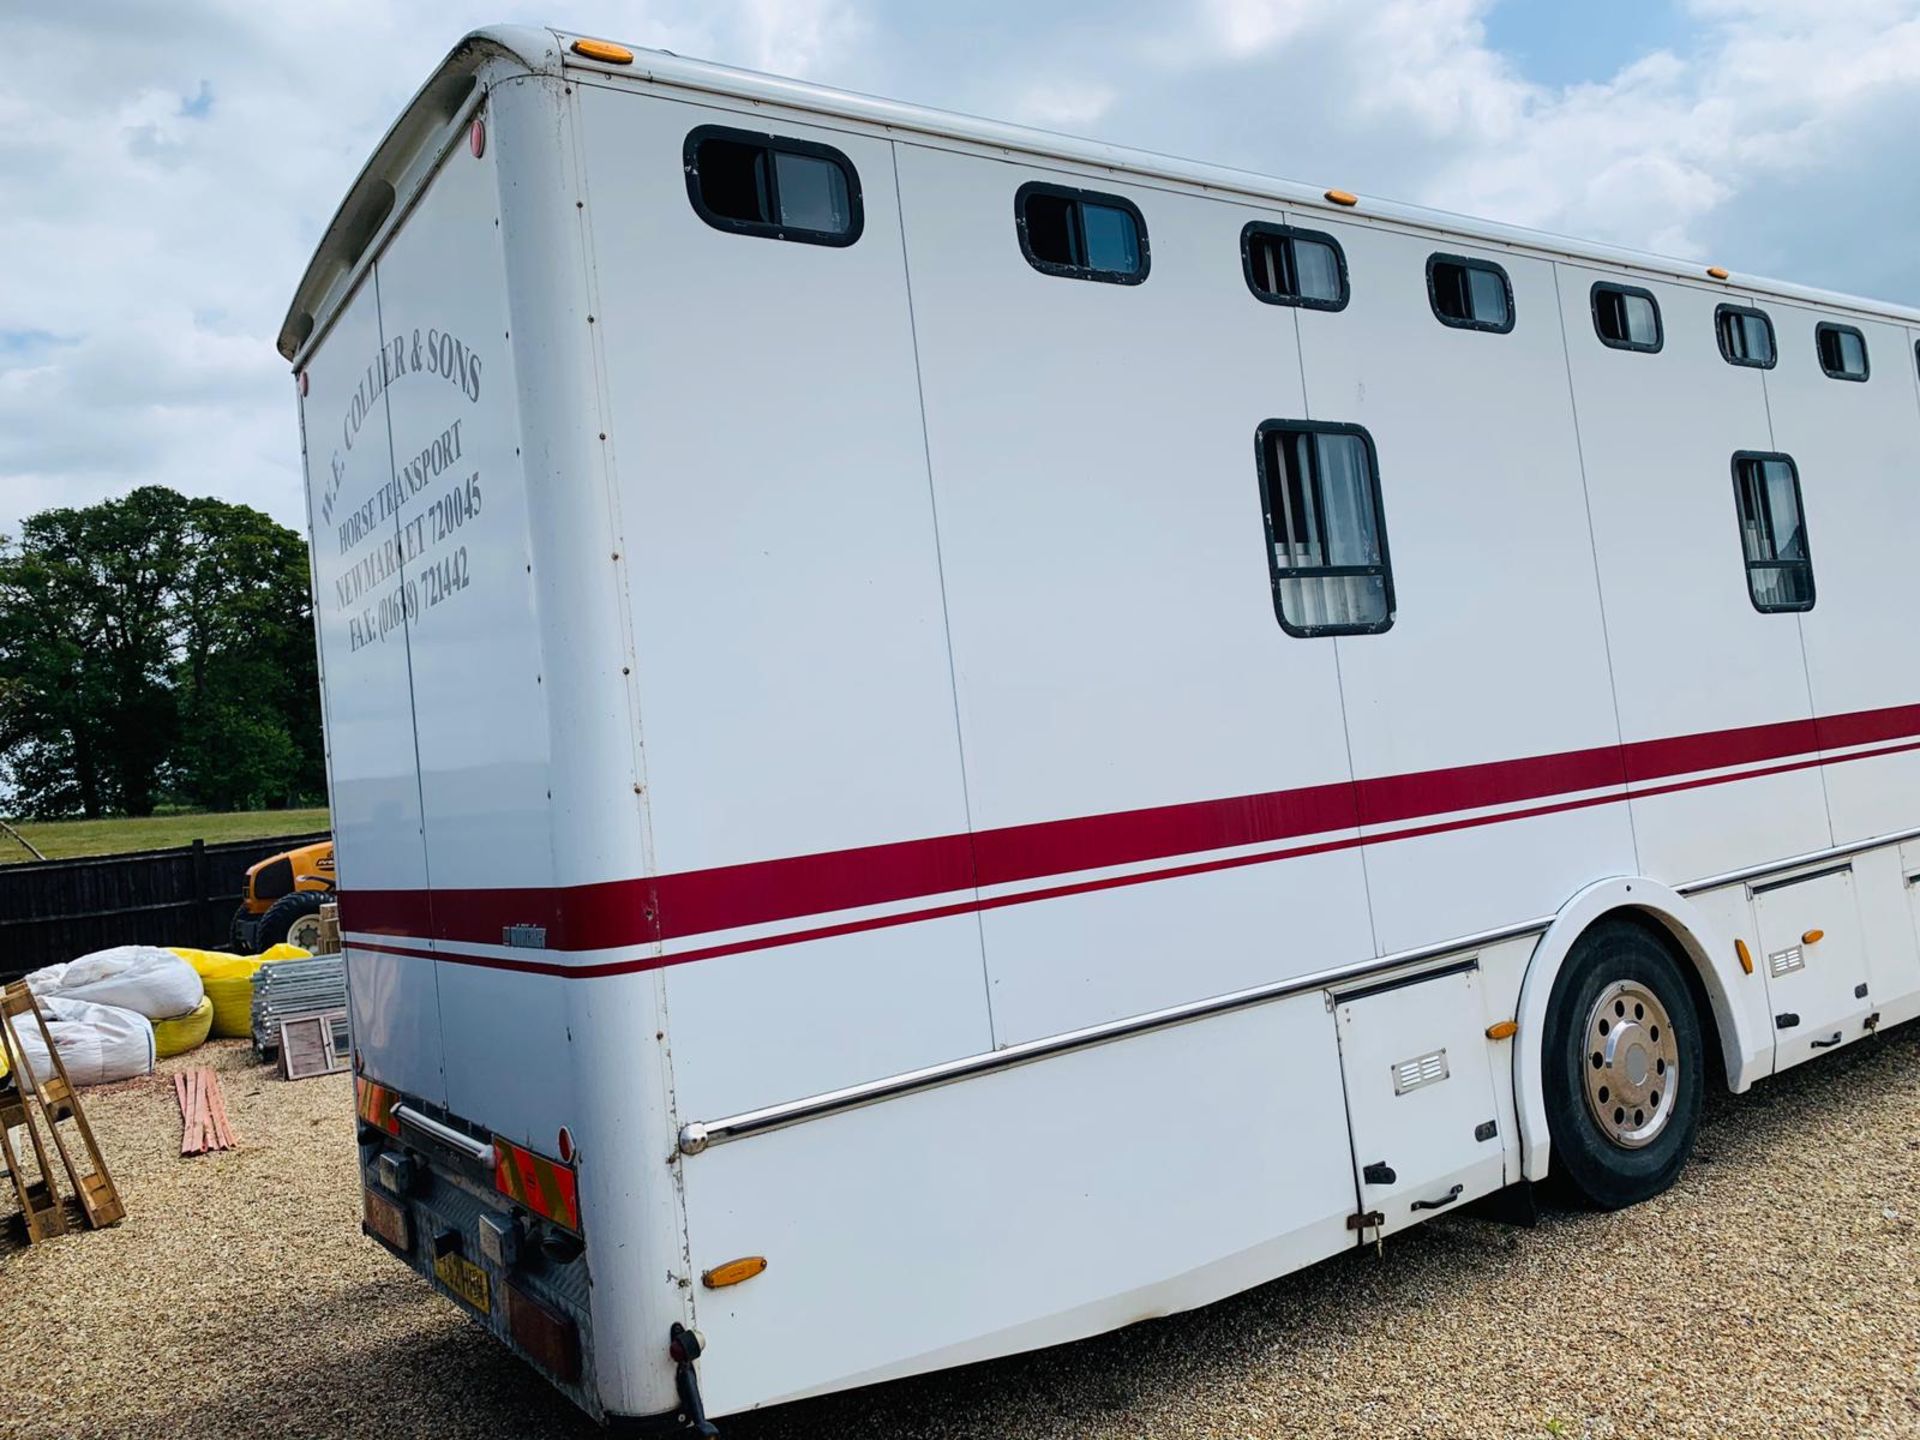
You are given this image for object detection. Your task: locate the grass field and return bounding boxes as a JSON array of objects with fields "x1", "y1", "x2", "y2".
[{"x1": 0, "y1": 807, "x2": 331, "y2": 863}]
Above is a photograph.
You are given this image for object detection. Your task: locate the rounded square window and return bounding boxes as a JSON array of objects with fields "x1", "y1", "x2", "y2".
[
  {"x1": 684, "y1": 125, "x2": 863, "y2": 246},
  {"x1": 1427, "y1": 254, "x2": 1513, "y2": 333},
  {"x1": 1591, "y1": 282, "x2": 1663, "y2": 353},
  {"x1": 1015, "y1": 182, "x2": 1149, "y2": 284}
]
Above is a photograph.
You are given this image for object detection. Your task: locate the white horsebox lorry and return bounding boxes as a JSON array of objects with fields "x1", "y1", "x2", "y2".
[{"x1": 279, "y1": 24, "x2": 1920, "y2": 1430}]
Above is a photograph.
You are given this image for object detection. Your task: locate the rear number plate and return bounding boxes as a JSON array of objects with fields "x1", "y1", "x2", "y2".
[
  {"x1": 362, "y1": 1188, "x2": 410, "y2": 1252},
  {"x1": 435, "y1": 1250, "x2": 492, "y2": 1315}
]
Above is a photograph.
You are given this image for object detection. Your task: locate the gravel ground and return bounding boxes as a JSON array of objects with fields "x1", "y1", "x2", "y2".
[{"x1": 6, "y1": 1029, "x2": 1920, "y2": 1440}]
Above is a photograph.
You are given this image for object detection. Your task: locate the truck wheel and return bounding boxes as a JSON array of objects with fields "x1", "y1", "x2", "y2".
[
  {"x1": 256, "y1": 890, "x2": 331, "y2": 953},
  {"x1": 1542, "y1": 917, "x2": 1703, "y2": 1210}
]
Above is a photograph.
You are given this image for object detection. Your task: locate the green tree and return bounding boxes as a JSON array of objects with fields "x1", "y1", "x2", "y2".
[
  {"x1": 172, "y1": 496, "x2": 323, "y2": 810},
  {"x1": 0, "y1": 486, "x2": 322, "y2": 819}
]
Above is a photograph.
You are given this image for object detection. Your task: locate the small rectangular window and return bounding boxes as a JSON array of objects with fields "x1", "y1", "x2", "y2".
[
  {"x1": 684, "y1": 125, "x2": 862, "y2": 246},
  {"x1": 1716, "y1": 304, "x2": 1776, "y2": 369},
  {"x1": 1255, "y1": 421, "x2": 1394, "y2": 636},
  {"x1": 1015, "y1": 182, "x2": 1148, "y2": 284},
  {"x1": 1732, "y1": 451, "x2": 1814, "y2": 613},
  {"x1": 1427, "y1": 254, "x2": 1513, "y2": 332},
  {"x1": 1592, "y1": 282, "x2": 1663, "y2": 352},
  {"x1": 1815, "y1": 322, "x2": 1869, "y2": 381},
  {"x1": 1242, "y1": 223, "x2": 1349, "y2": 310}
]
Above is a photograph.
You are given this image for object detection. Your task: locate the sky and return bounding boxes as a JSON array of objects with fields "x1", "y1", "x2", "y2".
[{"x1": 2, "y1": 0, "x2": 1919, "y2": 542}]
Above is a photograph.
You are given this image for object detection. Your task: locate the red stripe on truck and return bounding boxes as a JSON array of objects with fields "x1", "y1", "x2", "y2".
[{"x1": 337, "y1": 700, "x2": 1920, "y2": 960}]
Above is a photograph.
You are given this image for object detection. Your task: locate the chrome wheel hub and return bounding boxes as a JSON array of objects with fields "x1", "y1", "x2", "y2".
[{"x1": 1582, "y1": 980, "x2": 1678, "y2": 1149}]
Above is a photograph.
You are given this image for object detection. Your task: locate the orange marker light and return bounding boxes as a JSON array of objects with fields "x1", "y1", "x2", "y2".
[
  {"x1": 1735, "y1": 938, "x2": 1754, "y2": 975},
  {"x1": 1802, "y1": 929, "x2": 1825, "y2": 945},
  {"x1": 1325, "y1": 189, "x2": 1358, "y2": 207},
  {"x1": 1706, "y1": 266, "x2": 1730, "y2": 280},
  {"x1": 702, "y1": 1256, "x2": 769, "y2": 1289},
  {"x1": 571, "y1": 38, "x2": 635, "y2": 64},
  {"x1": 1485, "y1": 1020, "x2": 1518, "y2": 1040}
]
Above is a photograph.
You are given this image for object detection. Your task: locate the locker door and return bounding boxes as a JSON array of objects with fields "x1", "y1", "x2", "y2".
[
  {"x1": 1335, "y1": 964, "x2": 1507, "y2": 1242},
  {"x1": 1753, "y1": 866, "x2": 1871, "y2": 1071}
]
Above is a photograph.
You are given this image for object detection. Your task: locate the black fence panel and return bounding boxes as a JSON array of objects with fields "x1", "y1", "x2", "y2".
[{"x1": 0, "y1": 832, "x2": 330, "y2": 981}]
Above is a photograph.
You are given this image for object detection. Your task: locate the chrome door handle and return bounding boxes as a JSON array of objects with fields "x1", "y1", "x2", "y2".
[{"x1": 1410, "y1": 1184, "x2": 1464, "y2": 1212}]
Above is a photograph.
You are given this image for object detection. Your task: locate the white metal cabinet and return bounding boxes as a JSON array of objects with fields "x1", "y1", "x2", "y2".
[
  {"x1": 1753, "y1": 866, "x2": 1871, "y2": 1070},
  {"x1": 1334, "y1": 964, "x2": 1506, "y2": 1241}
]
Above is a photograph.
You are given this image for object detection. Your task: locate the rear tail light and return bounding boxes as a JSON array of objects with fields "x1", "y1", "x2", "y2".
[
  {"x1": 506, "y1": 1280, "x2": 581, "y2": 1383},
  {"x1": 493, "y1": 1136, "x2": 580, "y2": 1233},
  {"x1": 356, "y1": 1076, "x2": 401, "y2": 1135}
]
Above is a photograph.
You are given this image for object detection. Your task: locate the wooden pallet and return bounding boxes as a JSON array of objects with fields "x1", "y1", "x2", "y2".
[
  {"x1": 0, "y1": 983, "x2": 124, "y2": 1232},
  {"x1": 0, "y1": 1072, "x2": 65, "y2": 1242}
]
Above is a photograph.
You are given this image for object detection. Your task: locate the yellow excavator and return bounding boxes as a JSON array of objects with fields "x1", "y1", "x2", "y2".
[{"x1": 231, "y1": 838, "x2": 334, "y2": 953}]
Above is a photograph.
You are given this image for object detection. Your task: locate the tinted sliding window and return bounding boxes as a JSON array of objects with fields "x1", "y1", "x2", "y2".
[
  {"x1": 1015, "y1": 182, "x2": 1148, "y2": 284},
  {"x1": 1427, "y1": 254, "x2": 1513, "y2": 332},
  {"x1": 1732, "y1": 452, "x2": 1814, "y2": 613},
  {"x1": 1592, "y1": 282, "x2": 1663, "y2": 352},
  {"x1": 684, "y1": 125, "x2": 862, "y2": 245},
  {"x1": 1242, "y1": 223, "x2": 1348, "y2": 310},
  {"x1": 1716, "y1": 304, "x2": 1775, "y2": 368},
  {"x1": 1255, "y1": 421, "x2": 1393, "y2": 636},
  {"x1": 1816, "y1": 322, "x2": 1869, "y2": 381}
]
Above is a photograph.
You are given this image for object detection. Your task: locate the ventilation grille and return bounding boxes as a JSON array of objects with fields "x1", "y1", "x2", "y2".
[
  {"x1": 1769, "y1": 946, "x2": 1806, "y2": 978},
  {"x1": 1392, "y1": 1048, "x2": 1449, "y2": 1095}
]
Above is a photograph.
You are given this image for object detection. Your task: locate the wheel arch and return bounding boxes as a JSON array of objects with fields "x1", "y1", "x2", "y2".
[{"x1": 1513, "y1": 876, "x2": 1768, "y2": 1182}]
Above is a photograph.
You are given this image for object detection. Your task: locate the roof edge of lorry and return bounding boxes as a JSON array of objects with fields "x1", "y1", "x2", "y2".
[
  {"x1": 279, "y1": 23, "x2": 1920, "y2": 368},
  {"x1": 277, "y1": 25, "x2": 557, "y2": 364}
]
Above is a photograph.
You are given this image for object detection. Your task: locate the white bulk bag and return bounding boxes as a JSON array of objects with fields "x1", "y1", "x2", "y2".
[
  {"x1": 6, "y1": 996, "x2": 155, "y2": 1088},
  {"x1": 25, "y1": 944, "x2": 204, "y2": 1021}
]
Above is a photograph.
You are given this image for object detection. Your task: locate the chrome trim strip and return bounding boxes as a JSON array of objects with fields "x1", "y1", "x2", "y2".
[
  {"x1": 677, "y1": 915, "x2": 1552, "y2": 1155},
  {"x1": 677, "y1": 824, "x2": 1920, "y2": 1156},
  {"x1": 1675, "y1": 825, "x2": 1920, "y2": 897},
  {"x1": 395, "y1": 1104, "x2": 496, "y2": 1165}
]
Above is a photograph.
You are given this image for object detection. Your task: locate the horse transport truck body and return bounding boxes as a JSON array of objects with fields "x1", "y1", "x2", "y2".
[{"x1": 278, "y1": 25, "x2": 1920, "y2": 1427}]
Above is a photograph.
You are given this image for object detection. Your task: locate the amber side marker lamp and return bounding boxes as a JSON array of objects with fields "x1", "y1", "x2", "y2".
[
  {"x1": 1325, "y1": 189, "x2": 1358, "y2": 207},
  {"x1": 571, "y1": 37, "x2": 635, "y2": 64},
  {"x1": 1735, "y1": 938, "x2": 1754, "y2": 975},
  {"x1": 703, "y1": 1256, "x2": 769, "y2": 1289},
  {"x1": 1706, "y1": 266, "x2": 1730, "y2": 280},
  {"x1": 1802, "y1": 929, "x2": 1825, "y2": 945},
  {"x1": 1485, "y1": 1020, "x2": 1518, "y2": 1041}
]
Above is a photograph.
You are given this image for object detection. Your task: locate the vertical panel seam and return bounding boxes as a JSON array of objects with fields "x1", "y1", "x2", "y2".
[
  {"x1": 1548, "y1": 261, "x2": 1640, "y2": 874},
  {"x1": 891, "y1": 140, "x2": 998, "y2": 1050}
]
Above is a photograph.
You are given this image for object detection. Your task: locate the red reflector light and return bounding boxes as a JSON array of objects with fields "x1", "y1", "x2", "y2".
[
  {"x1": 494, "y1": 1137, "x2": 581, "y2": 1233},
  {"x1": 356, "y1": 1076, "x2": 401, "y2": 1135},
  {"x1": 506, "y1": 1281, "x2": 580, "y2": 1383},
  {"x1": 469, "y1": 117, "x2": 486, "y2": 159}
]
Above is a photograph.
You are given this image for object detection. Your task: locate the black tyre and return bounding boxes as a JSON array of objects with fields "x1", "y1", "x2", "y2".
[
  {"x1": 256, "y1": 889, "x2": 330, "y2": 952},
  {"x1": 1543, "y1": 917, "x2": 1703, "y2": 1210}
]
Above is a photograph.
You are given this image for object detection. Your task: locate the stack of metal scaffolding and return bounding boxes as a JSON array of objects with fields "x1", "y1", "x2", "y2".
[{"x1": 250, "y1": 955, "x2": 350, "y2": 1060}]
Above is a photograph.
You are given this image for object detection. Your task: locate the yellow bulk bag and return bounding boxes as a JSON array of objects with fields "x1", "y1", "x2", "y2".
[
  {"x1": 168, "y1": 945, "x2": 314, "y2": 1039},
  {"x1": 153, "y1": 994, "x2": 215, "y2": 1058}
]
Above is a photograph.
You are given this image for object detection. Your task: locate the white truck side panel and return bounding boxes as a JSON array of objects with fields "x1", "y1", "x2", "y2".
[
  {"x1": 573, "y1": 88, "x2": 992, "y2": 1115},
  {"x1": 1765, "y1": 306, "x2": 1920, "y2": 844},
  {"x1": 679, "y1": 992, "x2": 1357, "y2": 1415},
  {"x1": 300, "y1": 273, "x2": 445, "y2": 1107},
  {"x1": 1555, "y1": 271, "x2": 1832, "y2": 881},
  {"x1": 1299, "y1": 225, "x2": 1636, "y2": 953},
  {"x1": 892, "y1": 144, "x2": 1375, "y2": 1043}
]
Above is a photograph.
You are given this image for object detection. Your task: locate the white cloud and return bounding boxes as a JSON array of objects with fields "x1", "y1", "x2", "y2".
[{"x1": 3, "y1": 0, "x2": 1919, "y2": 543}]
